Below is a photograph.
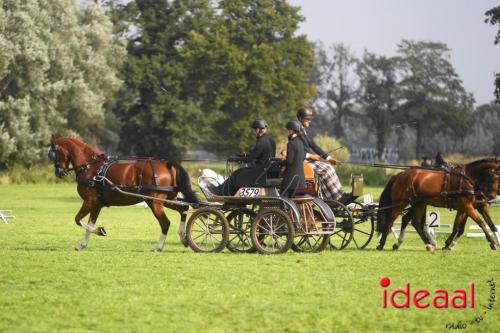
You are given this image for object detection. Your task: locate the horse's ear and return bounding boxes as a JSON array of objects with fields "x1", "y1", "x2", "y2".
[{"x1": 50, "y1": 134, "x2": 56, "y2": 143}]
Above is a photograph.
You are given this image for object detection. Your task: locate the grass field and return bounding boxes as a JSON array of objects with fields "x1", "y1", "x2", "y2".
[{"x1": 0, "y1": 184, "x2": 499, "y2": 332}]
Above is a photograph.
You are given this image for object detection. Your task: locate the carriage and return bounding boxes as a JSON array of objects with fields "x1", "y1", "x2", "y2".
[{"x1": 183, "y1": 157, "x2": 376, "y2": 254}]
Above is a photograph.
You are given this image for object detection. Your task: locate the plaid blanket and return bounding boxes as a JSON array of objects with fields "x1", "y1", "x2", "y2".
[{"x1": 307, "y1": 160, "x2": 343, "y2": 200}]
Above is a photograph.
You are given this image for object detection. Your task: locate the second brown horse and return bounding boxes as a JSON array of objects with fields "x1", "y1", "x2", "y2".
[{"x1": 376, "y1": 158, "x2": 500, "y2": 251}]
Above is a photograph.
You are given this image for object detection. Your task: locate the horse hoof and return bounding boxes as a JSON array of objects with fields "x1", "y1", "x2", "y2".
[
  {"x1": 151, "y1": 247, "x2": 163, "y2": 252},
  {"x1": 180, "y1": 237, "x2": 189, "y2": 248},
  {"x1": 490, "y1": 243, "x2": 497, "y2": 250},
  {"x1": 97, "y1": 227, "x2": 107, "y2": 237},
  {"x1": 75, "y1": 244, "x2": 86, "y2": 251},
  {"x1": 392, "y1": 244, "x2": 399, "y2": 251},
  {"x1": 376, "y1": 245, "x2": 384, "y2": 251},
  {"x1": 425, "y1": 244, "x2": 435, "y2": 252}
]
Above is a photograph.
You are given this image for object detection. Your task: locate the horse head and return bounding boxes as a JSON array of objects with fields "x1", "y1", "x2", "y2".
[
  {"x1": 466, "y1": 158, "x2": 500, "y2": 200},
  {"x1": 49, "y1": 135, "x2": 72, "y2": 178},
  {"x1": 49, "y1": 135, "x2": 104, "y2": 178}
]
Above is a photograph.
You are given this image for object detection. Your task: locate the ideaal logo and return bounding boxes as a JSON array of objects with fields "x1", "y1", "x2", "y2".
[
  {"x1": 379, "y1": 276, "x2": 474, "y2": 309},
  {"x1": 379, "y1": 277, "x2": 496, "y2": 330}
]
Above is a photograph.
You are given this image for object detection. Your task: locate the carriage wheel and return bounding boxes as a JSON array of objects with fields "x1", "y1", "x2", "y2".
[
  {"x1": 292, "y1": 234, "x2": 329, "y2": 252},
  {"x1": 349, "y1": 202, "x2": 375, "y2": 249},
  {"x1": 226, "y1": 208, "x2": 257, "y2": 253},
  {"x1": 186, "y1": 207, "x2": 229, "y2": 253},
  {"x1": 328, "y1": 201, "x2": 354, "y2": 250},
  {"x1": 291, "y1": 211, "x2": 329, "y2": 253},
  {"x1": 251, "y1": 208, "x2": 295, "y2": 254}
]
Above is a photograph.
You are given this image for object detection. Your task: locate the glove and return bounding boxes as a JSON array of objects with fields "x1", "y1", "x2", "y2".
[
  {"x1": 327, "y1": 156, "x2": 341, "y2": 165},
  {"x1": 306, "y1": 153, "x2": 321, "y2": 161}
]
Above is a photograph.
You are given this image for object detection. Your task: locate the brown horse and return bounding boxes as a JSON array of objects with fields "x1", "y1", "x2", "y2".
[
  {"x1": 49, "y1": 135, "x2": 198, "y2": 251},
  {"x1": 376, "y1": 158, "x2": 500, "y2": 251}
]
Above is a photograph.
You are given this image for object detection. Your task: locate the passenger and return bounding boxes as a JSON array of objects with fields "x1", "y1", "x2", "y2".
[
  {"x1": 280, "y1": 120, "x2": 306, "y2": 198},
  {"x1": 434, "y1": 152, "x2": 448, "y2": 168},
  {"x1": 211, "y1": 118, "x2": 276, "y2": 196},
  {"x1": 296, "y1": 107, "x2": 345, "y2": 201}
]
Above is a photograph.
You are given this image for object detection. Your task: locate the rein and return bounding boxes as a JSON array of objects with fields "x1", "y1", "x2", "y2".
[
  {"x1": 343, "y1": 161, "x2": 446, "y2": 171},
  {"x1": 65, "y1": 154, "x2": 107, "y2": 177},
  {"x1": 72, "y1": 154, "x2": 106, "y2": 175}
]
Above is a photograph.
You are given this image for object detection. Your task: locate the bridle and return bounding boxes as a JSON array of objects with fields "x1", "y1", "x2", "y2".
[
  {"x1": 48, "y1": 143, "x2": 105, "y2": 177},
  {"x1": 472, "y1": 168, "x2": 500, "y2": 201}
]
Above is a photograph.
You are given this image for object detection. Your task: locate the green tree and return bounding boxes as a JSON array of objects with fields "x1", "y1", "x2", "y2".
[
  {"x1": 180, "y1": 0, "x2": 315, "y2": 155},
  {"x1": 112, "y1": 0, "x2": 212, "y2": 158},
  {"x1": 0, "y1": 0, "x2": 124, "y2": 166},
  {"x1": 472, "y1": 102, "x2": 500, "y2": 155},
  {"x1": 357, "y1": 52, "x2": 400, "y2": 158},
  {"x1": 397, "y1": 40, "x2": 474, "y2": 159},
  {"x1": 485, "y1": 6, "x2": 500, "y2": 103},
  {"x1": 311, "y1": 42, "x2": 358, "y2": 139}
]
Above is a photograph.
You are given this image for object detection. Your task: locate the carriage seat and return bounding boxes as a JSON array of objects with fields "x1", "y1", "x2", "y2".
[{"x1": 256, "y1": 158, "x2": 283, "y2": 188}]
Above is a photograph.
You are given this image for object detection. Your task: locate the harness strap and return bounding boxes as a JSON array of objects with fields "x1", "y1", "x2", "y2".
[
  {"x1": 170, "y1": 164, "x2": 177, "y2": 188},
  {"x1": 441, "y1": 171, "x2": 449, "y2": 205}
]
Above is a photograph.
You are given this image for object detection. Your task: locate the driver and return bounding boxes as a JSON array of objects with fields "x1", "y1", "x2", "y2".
[
  {"x1": 210, "y1": 118, "x2": 276, "y2": 195},
  {"x1": 296, "y1": 107, "x2": 345, "y2": 201},
  {"x1": 244, "y1": 118, "x2": 276, "y2": 166}
]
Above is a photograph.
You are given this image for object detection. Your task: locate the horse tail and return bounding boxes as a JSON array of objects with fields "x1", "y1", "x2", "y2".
[
  {"x1": 167, "y1": 162, "x2": 200, "y2": 204},
  {"x1": 376, "y1": 174, "x2": 398, "y2": 234}
]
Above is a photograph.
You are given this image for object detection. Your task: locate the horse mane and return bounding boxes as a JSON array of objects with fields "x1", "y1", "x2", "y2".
[{"x1": 55, "y1": 136, "x2": 100, "y2": 156}]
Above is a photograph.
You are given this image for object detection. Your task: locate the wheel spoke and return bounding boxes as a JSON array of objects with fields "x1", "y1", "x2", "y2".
[{"x1": 354, "y1": 228, "x2": 371, "y2": 236}]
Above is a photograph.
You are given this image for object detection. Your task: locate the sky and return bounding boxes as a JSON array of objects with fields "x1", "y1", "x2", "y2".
[{"x1": 287, "y1": 0, "x2": 500, "y2": 105}]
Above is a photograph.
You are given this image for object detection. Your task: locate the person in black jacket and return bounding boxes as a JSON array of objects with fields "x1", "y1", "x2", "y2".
[
  {"x1": 297, "y1": 107, "x2": 344, "y2": 201},
  {"x1": 210, "y1": 119, "x2": 276, "y2": 196},
  {"x1": 245, "y1": 119, "x2": 276, "y2": 166},
  {"x1": 434, "y1": 152, "x2": 448, "y2": 168},
  {"x1": 281, "y1": 120, "x2": 306, "y2": 198}
]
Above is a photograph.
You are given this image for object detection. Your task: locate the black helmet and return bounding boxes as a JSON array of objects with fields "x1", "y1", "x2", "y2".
[
  {"x1": 296, "y1": 107, "x2": 315, "y2": 120},
  {"x1": 286, "y1": 120, "x2": 301, "y2": 132},
  {"x1": 251, "y1": 118, "x2": 267, "y2": 129}
]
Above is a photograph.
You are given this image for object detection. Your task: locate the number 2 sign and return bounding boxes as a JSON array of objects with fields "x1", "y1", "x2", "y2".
[{"x1": 427, "y1": 211, "x2": 440, "y2": 228}]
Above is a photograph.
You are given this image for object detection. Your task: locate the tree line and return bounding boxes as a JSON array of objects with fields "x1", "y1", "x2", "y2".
[
  {"x1": 310, "y1": 40, "x2": 500, "y2": 161},
  {"x1": 0, "y1": 0, "x2": 499, "y2": 167}
]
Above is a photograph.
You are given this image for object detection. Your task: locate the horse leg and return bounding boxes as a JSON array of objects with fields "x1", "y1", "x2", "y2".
[
  {"x1": 74, "y1": 200, "x2": 91, "y2": 229},
  {"x1": 178, "y1": 210, "x2": 189, "y2": 247},
  {"x1": 377, "y1": 206, "x2": 405, "y2": 251},
  {"x1": 74, "y1": 201, "x2": 105, "y2": 251},
  {"x1": 147, "y1": 199, "x2": 171, "y2": 252},
  {"x1": 75, "y1": 205, "x2": 102, "y2": 251},
  {"x1": 393, "y1": 208, "x2": 412, "y2": 250},
  {"x1": 443, "y1": 212, "x2": 466, "y2": 250},
  {"x1": 464, "y1": 203, "x2": 497, "y2": 250},
  {"x1": 478, "y1": 204, "x2": 500, "y2": 245},
  {"x1": 444, "y1": 212, "x2": 465, "y2": 250},
  {"x1": 410, "y1": 205, "x2": 434, "y2": 251}
]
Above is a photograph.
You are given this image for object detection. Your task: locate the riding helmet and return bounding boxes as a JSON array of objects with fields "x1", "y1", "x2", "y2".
[
  {"x1": 251, "y1": 118, "x2": 268, "y2": 129},
  {"x1": 286, "y1": 120, "x2": 301, "y2": 132},
  {"x1": 296, "y1": 107, "x2": 315, "y2": 120}
]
